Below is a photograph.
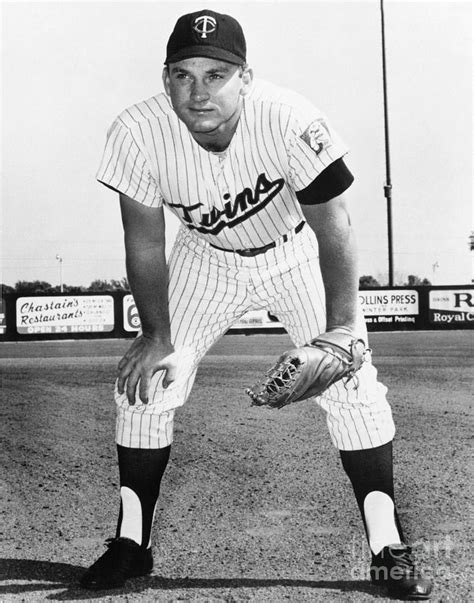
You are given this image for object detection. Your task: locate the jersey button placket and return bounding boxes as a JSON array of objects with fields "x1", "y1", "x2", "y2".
[{"x1": 213, "y1": 155, "x2": 232, "y2": 227}]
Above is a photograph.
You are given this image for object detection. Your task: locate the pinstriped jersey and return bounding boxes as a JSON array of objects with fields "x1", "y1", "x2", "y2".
[{"x1": 97, "y1": 79, "x2": 349, "y2": 249}]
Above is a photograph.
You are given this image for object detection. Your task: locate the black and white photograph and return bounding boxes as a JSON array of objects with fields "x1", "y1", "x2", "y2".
[{"x1": 1, "y1": 1, "x2": 472, "y2": 601}]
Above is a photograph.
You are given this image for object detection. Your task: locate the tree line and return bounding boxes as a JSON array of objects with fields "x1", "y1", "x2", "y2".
[
  {"x1": 1, "y1": 274, "x2": 431, "y2": 296},
  {"x1": 359, "y1": 274, "x2": 431, "y2": 287},
  {"x1": 0, "y1": 278, "x2": 130, "y2": 295}
]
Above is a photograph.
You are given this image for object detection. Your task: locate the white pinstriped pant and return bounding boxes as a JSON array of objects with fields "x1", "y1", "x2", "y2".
[{"x1": 115, "y1": 223, "x2": 395, "y2": 451}]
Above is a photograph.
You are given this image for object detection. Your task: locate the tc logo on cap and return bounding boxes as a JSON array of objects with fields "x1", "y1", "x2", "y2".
[{"x1": 193, "y1": 15, "x2": 217, "y2": 38}]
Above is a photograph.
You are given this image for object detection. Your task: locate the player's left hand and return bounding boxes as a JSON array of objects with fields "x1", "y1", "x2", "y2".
[{"x1": 117, "y1": 335, "x2": 178, "y2": 405}]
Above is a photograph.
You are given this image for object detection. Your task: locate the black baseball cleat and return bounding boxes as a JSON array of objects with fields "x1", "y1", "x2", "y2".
[
  {"x1": 370, "y1": 543, "x2": 433, "y2": 600},
  {"x1": 79, "y1": 537, "x2": 153, "y2": 590}
]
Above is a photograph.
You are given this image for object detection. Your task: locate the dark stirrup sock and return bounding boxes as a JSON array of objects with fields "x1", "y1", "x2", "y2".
[
  {"x1": 339, "y1": 441, "x2": 405, "y2": 554},
  {"x1": 116, "y1": 445, "x2": 171, "y2": 548}
]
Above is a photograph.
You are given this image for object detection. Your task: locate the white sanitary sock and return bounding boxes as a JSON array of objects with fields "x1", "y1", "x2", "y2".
[{"x1": 364, "y1": 490, "x2": 402, "y2": 555}]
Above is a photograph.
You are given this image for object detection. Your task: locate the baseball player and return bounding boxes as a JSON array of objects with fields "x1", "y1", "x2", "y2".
[{"x1": 81, "y1": 9, "x2": 432, "y2": 599}]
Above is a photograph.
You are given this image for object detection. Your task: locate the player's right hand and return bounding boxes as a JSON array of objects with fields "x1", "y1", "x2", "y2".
[{"x1": 117, "y1": 335, "x2": 177, "y2": 405}]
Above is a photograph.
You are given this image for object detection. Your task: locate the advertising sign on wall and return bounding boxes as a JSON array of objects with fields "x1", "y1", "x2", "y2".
[
  {"x1": 123, "y1": 294, "x2": 140, "y2": 332},
  {"x1": 16, "y1": 296, "x2": 115, "y2": 334},
  {"x1": 429, "y1": 289, "x2": 474, "y2": 326},
  {"x1": 3, "y1": 285, "x2": 470, "y2": 340},
  {"x1": 232, "y1": 309, "x2": 278, "y2": 329},
  {"x1": 0, "y1": 298, "x2": 5, "y2": 335},
  {"x1": 359, "y1": 289, "x2": 419, "y2": 328},
  {"x1": 123, "y1": 296, "x2": 278, "y2": 332}
]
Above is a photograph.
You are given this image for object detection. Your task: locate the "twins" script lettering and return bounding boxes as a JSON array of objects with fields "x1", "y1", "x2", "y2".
[{"x1": 168, "y1": 172, "x2": 284, "y2": 235}]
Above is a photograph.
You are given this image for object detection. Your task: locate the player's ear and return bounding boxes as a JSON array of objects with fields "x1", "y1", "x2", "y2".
[
  {"x1": 162, "y1": 67, "x2": 171, "y2": 96},
  {"x1": 240, "y1": 66, "x2": 253, "y2": 97}
]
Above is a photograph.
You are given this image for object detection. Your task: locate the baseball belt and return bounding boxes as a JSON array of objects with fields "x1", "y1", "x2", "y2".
[{"x1": 209, "y1": 221, "x2": 305, "y2": 257}]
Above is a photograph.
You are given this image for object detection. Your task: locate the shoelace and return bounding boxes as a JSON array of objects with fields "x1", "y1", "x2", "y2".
[
  {"x1": 388, "y1": 546, "x2": 417, "y2": 574},
  {"x1": 102, "y1": 538, "x2": 137, "y2": 572}
]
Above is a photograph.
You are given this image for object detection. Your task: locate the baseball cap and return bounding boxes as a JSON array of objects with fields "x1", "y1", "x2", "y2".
[{"x1": 165, "y1": 9, "x2": 246, "y2": 66}]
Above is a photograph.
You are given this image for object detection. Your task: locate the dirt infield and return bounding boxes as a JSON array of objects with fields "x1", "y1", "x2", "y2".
[{"x1": 0, "y1": 331, "x2": 472, "y2": 602}]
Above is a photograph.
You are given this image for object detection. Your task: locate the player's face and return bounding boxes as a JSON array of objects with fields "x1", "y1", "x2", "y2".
[{"x1": 163, "y1": 57, "x2": 252, "y2": 149}]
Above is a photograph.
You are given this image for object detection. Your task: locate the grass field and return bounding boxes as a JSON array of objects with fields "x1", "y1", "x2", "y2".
[{"x1": 0, "y1": 331, "x2": 472, "y2": 602}]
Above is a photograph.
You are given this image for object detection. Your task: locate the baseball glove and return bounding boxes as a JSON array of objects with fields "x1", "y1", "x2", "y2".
[{"x1": 246, "y1": 329, "x2": 368, "y2": 409}]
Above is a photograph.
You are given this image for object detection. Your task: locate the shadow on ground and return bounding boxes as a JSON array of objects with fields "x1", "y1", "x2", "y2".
[{"x1": 0, "y1": 558, "x2": 389, "y2": 600}]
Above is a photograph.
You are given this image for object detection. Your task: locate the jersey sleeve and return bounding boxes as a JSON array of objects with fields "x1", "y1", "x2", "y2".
[
  {"x1": 295, "y1": 157, "x2": 354, "y2": 204},
  {"x1": 286, "y1": 98, "x2": 350, "y2": 192},
  {"x1": 96, "y1": 117, "x2": 163, "y2": 207}
]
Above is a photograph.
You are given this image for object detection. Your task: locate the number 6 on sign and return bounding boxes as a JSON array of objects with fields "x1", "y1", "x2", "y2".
[{"x1": 123, "y1": 294, "x2": 141, "y2": 332}]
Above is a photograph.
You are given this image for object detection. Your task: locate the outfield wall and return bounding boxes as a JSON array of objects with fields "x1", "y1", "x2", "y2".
[{"x1": 0, "y1": 286, "x2": 473, "y2": 341}]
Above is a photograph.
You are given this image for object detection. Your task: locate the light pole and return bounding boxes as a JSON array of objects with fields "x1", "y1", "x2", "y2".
[
  {"x1": 56, "y1": 254, "x2": 64, "y2": 292},
  {"x1": 380, "y1": 0, "x2": 394, "y2": 286},
  {"x1": 469, "y1": 232, "x2": 474, "y2": 283},
  {"x1": 432, "y1": 261, "x2": 439, "y2": 285}
]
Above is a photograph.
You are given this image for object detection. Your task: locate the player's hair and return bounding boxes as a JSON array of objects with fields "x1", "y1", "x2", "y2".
[
  {"x1": 164, "y1": 62, "x2": 248, "y2": 75},
  {"x1": 238, "y1": 63, "x2": 249, "y2": 77}
]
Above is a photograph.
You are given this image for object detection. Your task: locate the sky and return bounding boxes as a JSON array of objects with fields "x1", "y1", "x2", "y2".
[{"x1": 1, "y1": 0, "x2": 472, "y2": 288}]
